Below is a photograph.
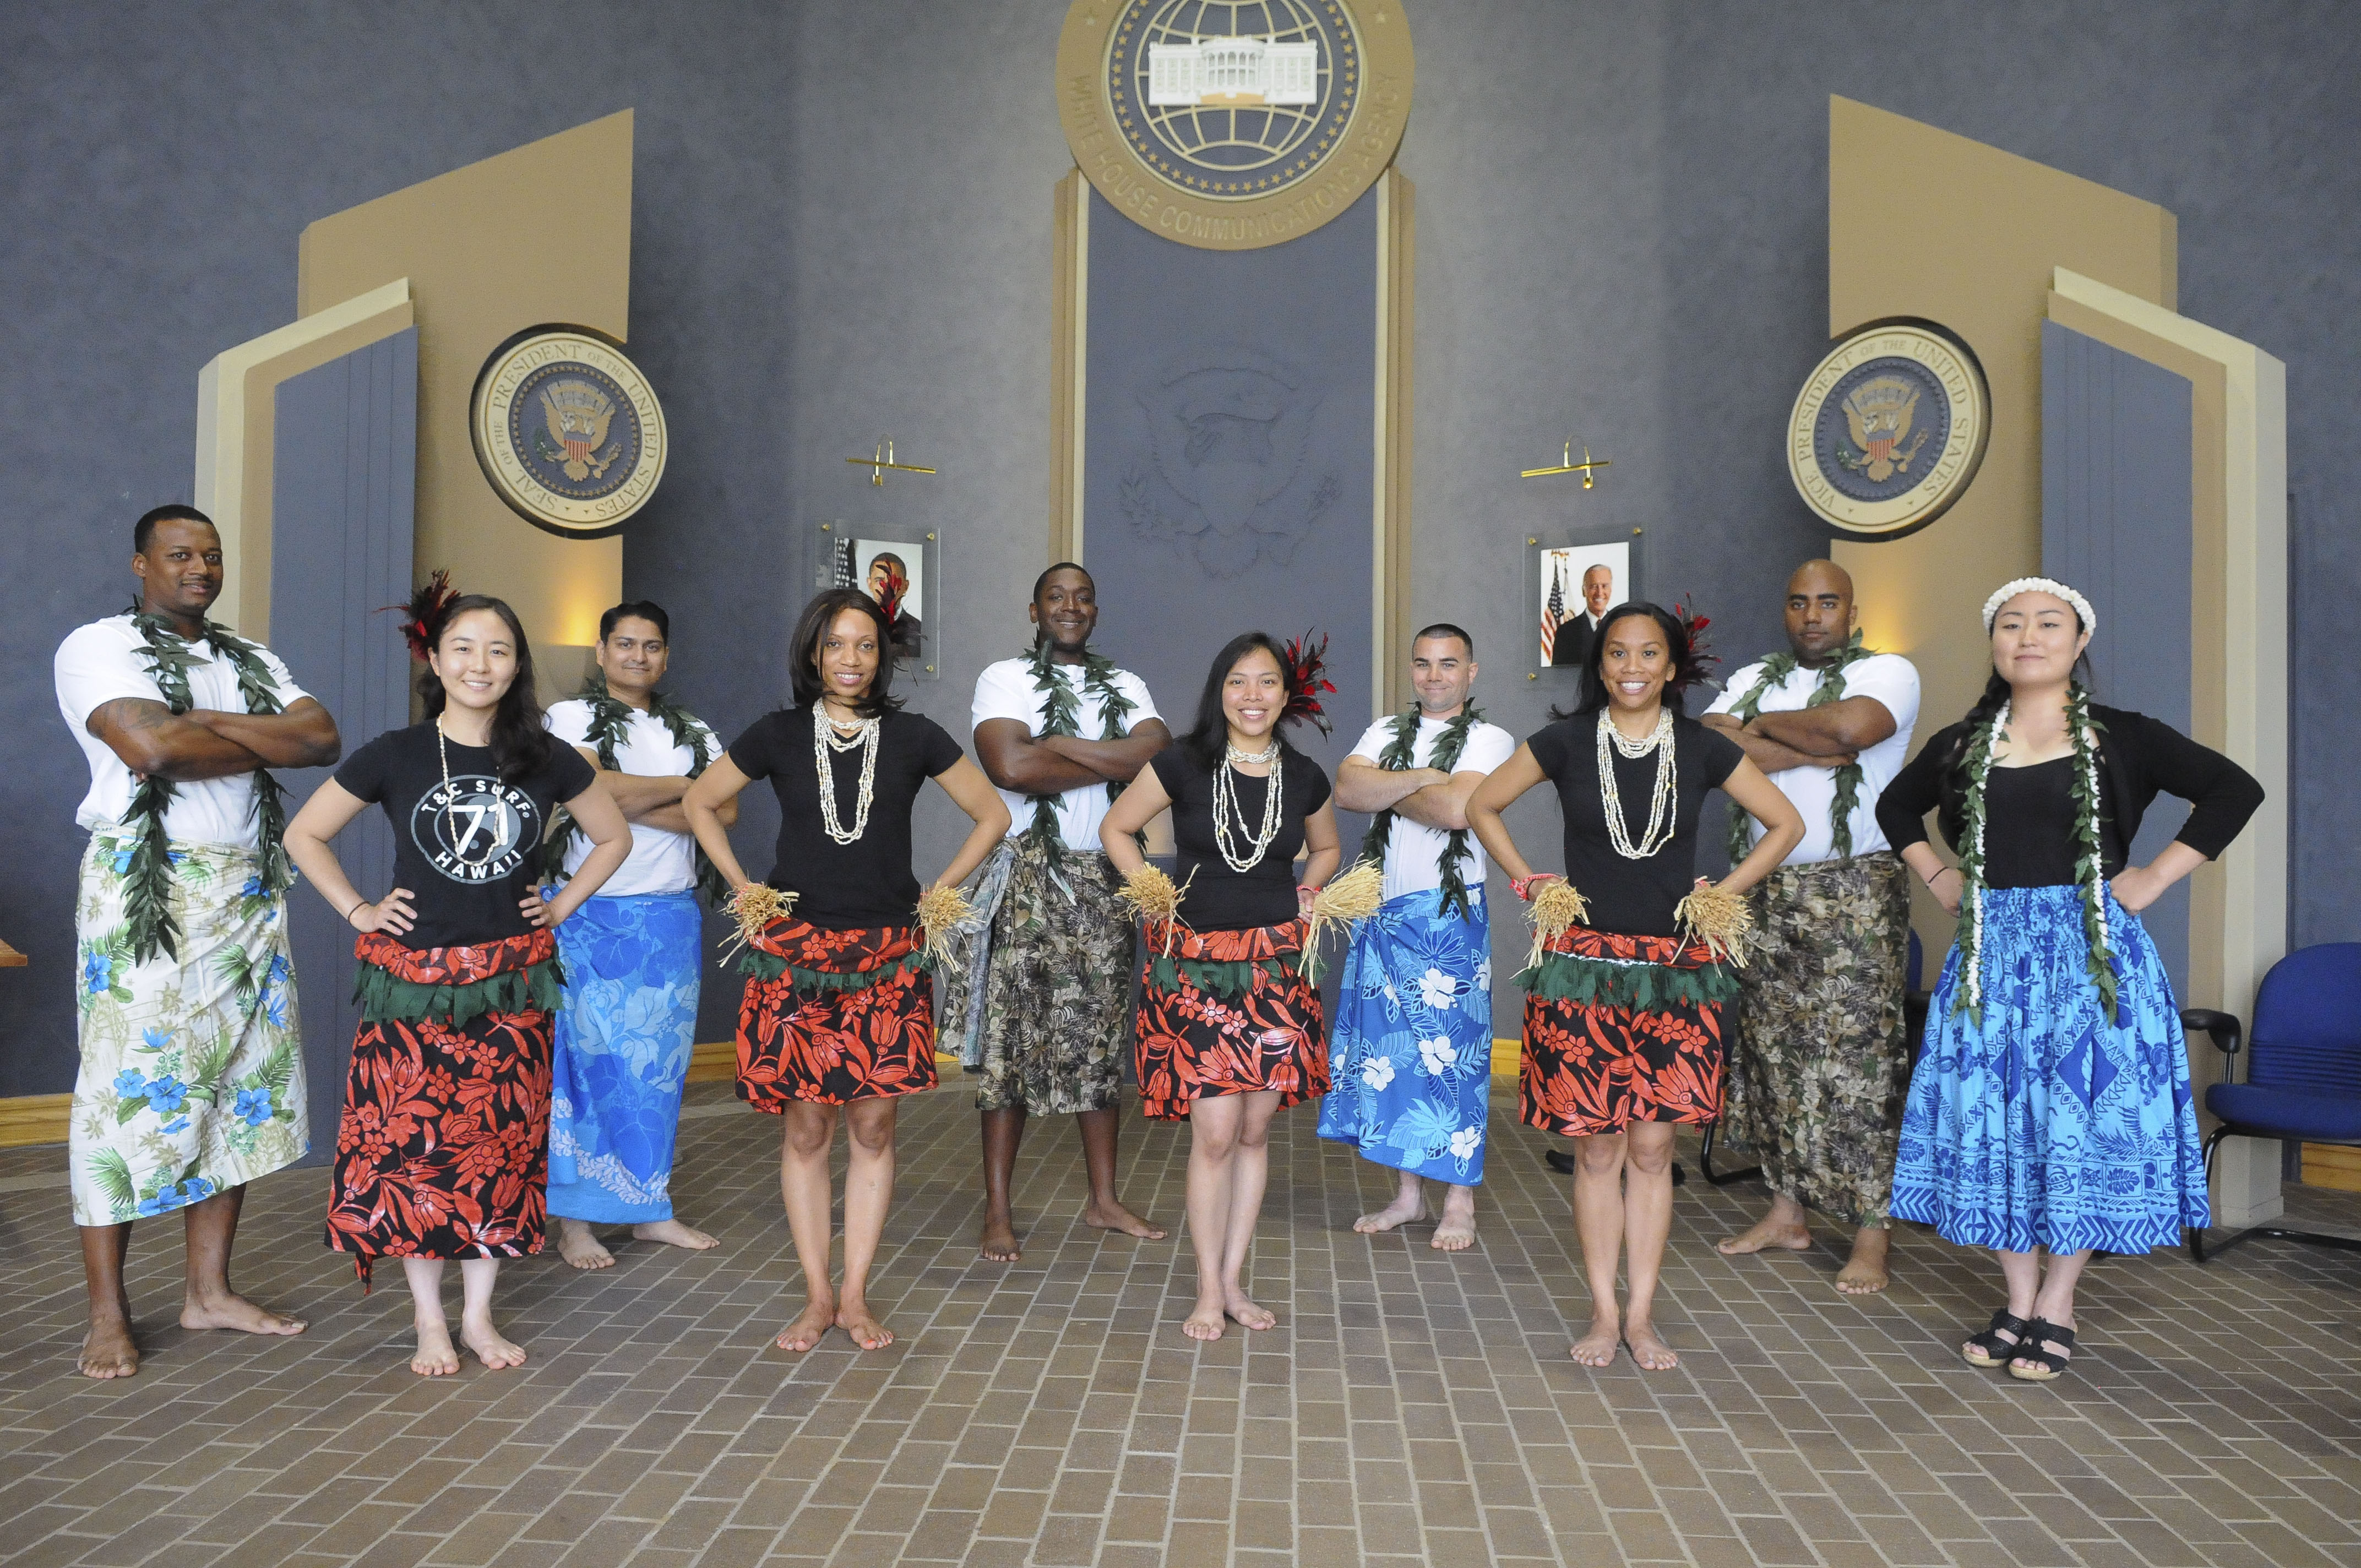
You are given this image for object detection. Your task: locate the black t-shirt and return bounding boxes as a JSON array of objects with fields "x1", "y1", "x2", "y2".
[
  {"x1": 728, "y1": 707, "x2": 965, "y2": 930},
  {"x1": 334, "y1": 723, "x2": 596, "y2": 951},
  {"x1": 1148, "y1": 743, "x2": 1333, "y2": 932},
  {"x1": 1525, "y1": 711, "x2": 1745, "y2": 938}
]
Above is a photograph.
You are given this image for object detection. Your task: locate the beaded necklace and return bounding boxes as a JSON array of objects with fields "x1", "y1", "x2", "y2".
[
  {"x1": 1723, "y1": 630, "x2": 1877, "y2": 862},
  {"x1": 814, "y1": 705, "x2": 883, "y2": 845},
  {"x1": 1019, "y1": 638, "x2": 1136, "y2": 855},
  {"x1": 433, "y1": 718, "x2": 502, "y2": 867},
  {"x1": 1358, "y1": 703, "x2": 1488, "y2": 921},
  {"x1": 1596, "y1": 708, "x2": 1678, "y2": 859},
  {"x1": 1213, "y1": 739, "x2": 1285, "y2": 872},
  {"x1": 119, "y1": 607, "x2": 292, "y2": 963}
]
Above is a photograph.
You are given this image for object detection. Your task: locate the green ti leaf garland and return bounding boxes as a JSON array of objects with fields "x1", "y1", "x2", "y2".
[
  {"x1": 120, "y1": 607, "x2": 292, "y2": 965},
  {"x1": 1724, "y1": 630, "x2": 1875, "y2": 864},
  {"x1": 1950, "y1": 683, "x2": 2116, "y2": 1026},
  {"x1": 1019, "y1": 638, "x2": 1136, "y2": 859},
  {"x1": 542, "y1": 672, "x2": 730, "y2": 908},
  {"x1": 1356, "y1": 703, "x2": 1488, "y2": 923}
]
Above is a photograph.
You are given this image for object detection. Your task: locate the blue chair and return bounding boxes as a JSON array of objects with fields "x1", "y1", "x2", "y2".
[{"x1": 2185, "y1": 943, "x2": 2361, "y2": 1264}]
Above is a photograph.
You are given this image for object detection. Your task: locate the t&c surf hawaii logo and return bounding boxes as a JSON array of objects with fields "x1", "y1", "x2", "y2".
[
  {"x1": 411, "y1": 776, "x2": 542, "y2": 884},
  {"x1": 1058, "y1": 0, "x2": 1415, "y2": 251},
  {"x1": 471, "y1": 325, "x2": 668, "y2": 538},
  {"x1": 1787, "y1": 320, "x2": 1989, "y2": 540}
]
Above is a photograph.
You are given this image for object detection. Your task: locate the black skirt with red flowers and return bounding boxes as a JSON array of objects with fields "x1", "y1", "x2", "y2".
[
  {"x1": 735, "y1": 918, "x2": 939, "y2": 1109},
  {"x1": 1133, "y1": 918, "x2": 1326, "y2": 1122},
  {"x1": 325, "y1": 929, "x2": 563, "y2": 1286},
  {"x1": 1517, "y1": 924, "x2": 1737, "y2": 1137}
]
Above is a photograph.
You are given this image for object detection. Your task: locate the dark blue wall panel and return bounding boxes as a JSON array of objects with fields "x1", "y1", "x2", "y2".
[
  {"x1": 268, "y1": 329, "x2": 418, "y2": 1161},
  {"x1": 2041, "y1": 319, "x2": 2195, "y2": 991}
]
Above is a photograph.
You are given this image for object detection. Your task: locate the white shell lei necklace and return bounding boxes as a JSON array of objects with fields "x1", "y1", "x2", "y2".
[
  {"x1": 814, "y1": 705, "x2": 882, "y2": 846},
  {"x1": 1596, "y1": 709, "x2": 1679, "y2": 859},
  {"x1": 1214, "y1": 739, "x2": 1286, "y2": 872},
  {"x1": 435, "y1": 718, "x2": 501, "y2": 868}
]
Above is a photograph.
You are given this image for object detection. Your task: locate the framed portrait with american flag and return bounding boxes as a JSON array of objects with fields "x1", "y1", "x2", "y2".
[{"x1": 1525, "y1": 526, "x2": 1645, "y2": 683}]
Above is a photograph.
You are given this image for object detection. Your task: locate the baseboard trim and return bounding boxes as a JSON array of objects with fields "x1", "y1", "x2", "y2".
[{"x1": 0, "y1": 1093, "x2": 72, "y2": 1149}]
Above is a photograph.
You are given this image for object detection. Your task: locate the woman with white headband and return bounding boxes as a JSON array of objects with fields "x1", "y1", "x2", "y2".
[{"x1": 1874, "y1": 579, "x2": 2260, "y2": 1382}]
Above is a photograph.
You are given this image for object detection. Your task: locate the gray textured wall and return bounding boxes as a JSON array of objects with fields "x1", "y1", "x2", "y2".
[{"x1": 5, "y1": 2, "x2": 2355, "y2": 1093}]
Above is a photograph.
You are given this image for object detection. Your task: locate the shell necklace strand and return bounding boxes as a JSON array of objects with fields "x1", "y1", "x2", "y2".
[
  {"x1": 435, "y1": 716, "x2": 502, "y2": 867},
  {"x1": 1214, "y1": 738, "x2": 1285, "y2": 872},
  {"x1": 814, "y1": 702, "x2": 882, "y2": 845},
  {"x1": 1596, "y1": 707, "x2": 1678, "y2": 859}
]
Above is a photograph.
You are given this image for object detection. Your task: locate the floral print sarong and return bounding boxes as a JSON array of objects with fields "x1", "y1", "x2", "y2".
[
  {"x1": 734, "y1": 918, "x2": 938, "y2": 1108},
  {"x1": 1520, "y1": 924, "x2": 1729, "y2": 1137},
  {"x1": 1134, "y1": 918, "x2": 1326, "y2": 1121},
  {"x1": 69, "y1": 834, "x2": 306, "y2": 1225}
]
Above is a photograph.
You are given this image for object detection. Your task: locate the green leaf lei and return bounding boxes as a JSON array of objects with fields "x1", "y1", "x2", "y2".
[
  {"x1": 1951, "y1": 682, "x2": 2116, "y2": 1025},
  {"x1": 1019, "y1": 637, "x2": 1136, "y2": 858},
  {"x1": 542, "y1": 671, "x2": 730, "y2": 907},
  {"x1": 1724, "y1": 630, "x2": 1876, "y2": 863},
  {"x1": 120, "y1": 607, "x2": 292, "y2": 964},
  {"x1": 1356, "y1": 703, "x2": 1488, "y2": 922}
]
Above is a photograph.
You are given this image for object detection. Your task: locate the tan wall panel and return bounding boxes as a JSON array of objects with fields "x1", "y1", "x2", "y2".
[
  {"x1": 296, "y1": 111, "x2": 635, "y2": 650},
  {"x1": 1824, "y1": 96, "x2": 2177, "y2": 961}
]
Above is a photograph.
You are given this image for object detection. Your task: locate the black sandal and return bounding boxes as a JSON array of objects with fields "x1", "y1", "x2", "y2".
[
  {"x1": 1962, "y1": 1309, "x2": 2032, "y2": 1368},
  {"x1": 2007, "y1": 1318, "x2": 2076, "y2": 1382}
]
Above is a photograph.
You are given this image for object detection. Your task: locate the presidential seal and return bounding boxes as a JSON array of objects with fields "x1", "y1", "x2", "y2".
[
  {"x1": 470, "y1": 325, "x2": 668, "y2": 538},
  {"x1": 1787, "y1": 320, "x2": 1989, "y2": 539},
  {"x1": 1057, "y1": 0, "x2": 1414, "y2": 251}
]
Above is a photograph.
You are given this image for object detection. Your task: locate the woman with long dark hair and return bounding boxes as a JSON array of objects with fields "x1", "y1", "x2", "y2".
[
  {"x1": 1876, "y1": 580, "x2": 2260, "y2": 1382},
  {"x1": 287, "y1": 591, "x2": 631, "y2": 1375},
  {"x1": 683, "y1": 588, "x2": 1008, "y2": 1354},
  {"x1": 1467, "y1": 602, "x2": 1803, "y2": 1370},
  {"x1": 1099, "y1": 631, "x2": 1342, "y2": 1340}
]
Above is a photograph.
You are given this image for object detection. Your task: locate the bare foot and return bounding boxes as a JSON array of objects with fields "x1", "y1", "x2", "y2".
[
  {"x1": 1353, "y1": 1193, "x2": 1429, "y2": 1234},
  {"x1": 180, "y1": 1290, "x2": 307, "y2": 1336},
  {"x1": 1569, "y1": 1316, "x2": 1621, "y2": 1368},
  {"x1": 632, "y1": 1218, "x2": 719, "y2": 1251},
  {"x1": 1429, "y1": 1186, "x2": 1477, "y2": 1251},
  {"x1": 1716, "y1": 1215, "x2": 1813, "y2": 1256},
  {"x1": 77, "y1": 1314, "x2": 140, "y2": 1380},
  {"x1": 835, "y1": 1302, "x2": 894, "y2": 1351},
  {"x1": 411, "y1": 1317, "x2": 461, "y2": 1377},
  {"x1": 459, "y1": 1317, "x2": 526, "y2": 1370},
  {"x1": 979, "y1": 1214, "x2": 1022, "y2": 1263},
  {"x1": 1083, "y1": 1200, "x2": 1167, "y2": 1240},
  {"x1": 1182, "y1": 1304, "x2": 1226, "y2": 1341},
  {"x1": 556, "y1": 1219, "x2": 615, "y2": 1271},
  {"x1": 1625, "y1": 1322, "x2": 1679, "y2": 1371},
  {"x1": 774, "y1": 1299, "x2": 834, "y2": 1353},
  {"x1": 1835, "y1": 1228, "x2": 1891, "y2": 1294},
  {"x1": 1223, "y1": 1291, "x2": 1277, "y2": 1331}
]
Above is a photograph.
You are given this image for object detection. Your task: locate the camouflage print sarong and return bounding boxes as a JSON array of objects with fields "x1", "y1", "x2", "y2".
[
  {"x1": 1723, "y1": 851, "x2": 1911, "y2": 1230},
  {"x1": 967, "y1": 837, "x2": 1135, "y2": 1115}
]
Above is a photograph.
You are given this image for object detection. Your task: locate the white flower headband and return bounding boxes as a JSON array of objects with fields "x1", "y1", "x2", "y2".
[{"x1": 1981, "y1": 576, "x2": 2096, "y2": 636}]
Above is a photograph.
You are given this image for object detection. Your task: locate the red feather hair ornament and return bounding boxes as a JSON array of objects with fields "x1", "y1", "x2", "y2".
[
  {"x1": 1669, "y1": 596, "x2": 1720, "y2": 694},
  {"x1": 385, "y1": 569, "x2": 458, "y2": 661},
  {"x1": 1280, "y1": 629, "x2": 1337, "y2": 737}
]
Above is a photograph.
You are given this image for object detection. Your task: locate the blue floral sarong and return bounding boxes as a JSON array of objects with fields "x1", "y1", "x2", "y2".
[
  {"x1": 1891, "y1": 885, "x2": 2208, "y2": 1255},
  {"x1": 547, "y1": 891, "x2": 702, "y2": 1224},
  {"x1": 1318, "y1": 888, "x2": 1494, "y2": 1185}
]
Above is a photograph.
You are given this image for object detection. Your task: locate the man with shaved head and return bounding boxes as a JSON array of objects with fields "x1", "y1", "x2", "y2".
[{"x1": 1703, "y1": 561, "x2": 1920, "y2": 1293}]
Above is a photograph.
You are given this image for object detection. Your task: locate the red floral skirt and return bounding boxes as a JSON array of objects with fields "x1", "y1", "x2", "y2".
[
  {"x1": 325, "y1": 930, "x2": 559, "y2": 1286},
  {"x1": 735, "y1": 918, "x2": 938, "y2": 1109},
  {"x1": 1134, "y1": 919, "x2": 1326, "y2": 1121},
  {"x1": 1520, "y1": 925, "x2": 1728, "y2": 1137}
]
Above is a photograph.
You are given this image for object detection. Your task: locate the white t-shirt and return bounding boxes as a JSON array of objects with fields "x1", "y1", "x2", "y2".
[
  {"x1": 55, "y1": 614, "x2": 310, "y2": 848},
  {"x1": 1346, "y1": 711, "x2": 1519, "y2": 903},
  {"x1": 971, "y1": 657, "x2": 1160, "y2": 851},
  {"x1": 546, "y1": 698, "x2": 718, "y2": 897},
  {"x1": 1705, "y1": 651, "x2": 1921, "y2": 866}
]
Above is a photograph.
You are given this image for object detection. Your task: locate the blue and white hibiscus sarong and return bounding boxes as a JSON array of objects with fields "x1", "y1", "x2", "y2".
[
  {"x1": 1318, "y1": 888, "x2": 1493, "y2": 1184},
  {"x1": 547, "y1": 890, "x2": 702, "y2": 1225}
]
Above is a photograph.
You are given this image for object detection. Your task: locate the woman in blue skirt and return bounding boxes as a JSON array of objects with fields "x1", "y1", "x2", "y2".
[{"x1": 1876, "y1": 579, "x2": 2261, "y2": 1382}]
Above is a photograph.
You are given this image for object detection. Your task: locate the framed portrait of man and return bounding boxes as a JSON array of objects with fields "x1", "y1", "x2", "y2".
[
  {"x1": 1525, "y1": 527, "x2": 1645, "y2": 682},
  {"x1": 815, "y1": 522, "x2": 941, "y2": 680}
]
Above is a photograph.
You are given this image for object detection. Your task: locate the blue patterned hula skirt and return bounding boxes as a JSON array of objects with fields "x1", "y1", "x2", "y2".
[{"x1": 1891, "y1": 885, "x2": 2208, "y2": 1255}]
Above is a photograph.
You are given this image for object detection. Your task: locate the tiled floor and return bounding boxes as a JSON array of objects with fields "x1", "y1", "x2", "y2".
[{"x1": 3, "y1": 1077, "x2": 2359, "y2": 1567}]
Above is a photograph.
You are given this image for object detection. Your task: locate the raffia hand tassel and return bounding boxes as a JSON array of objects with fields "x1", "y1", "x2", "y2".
[
  {"x1": 1674, "y1": 881, "x2": 1753, "y2": 966},
  {"x1": 1117, "y1": 864, "x2": 1193, "y2": 956},
  {"x1": 723, "y1": 884, "x2": 798, "y2": 960},
  {"x1": 913, "y1": 883, "x2": 975, "y2": 968},
  {"x1": 1297, "y1": 858, "x2": 1385, "y2": 977},
  {"x1": 1521, "y1": 878, "x2": 1592, "y2": 975}
]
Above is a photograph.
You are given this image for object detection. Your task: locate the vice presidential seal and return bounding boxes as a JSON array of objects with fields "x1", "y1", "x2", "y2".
[
  {"x1": 1787, "y1": 320, "x2": 1989, "y2": 540},
  {"x1": 470, "y1": 325, "x2": 668, "y2": 538},
  {"x1": 1057, "y1": 0, "x2": 1415, "y2": 251}
]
